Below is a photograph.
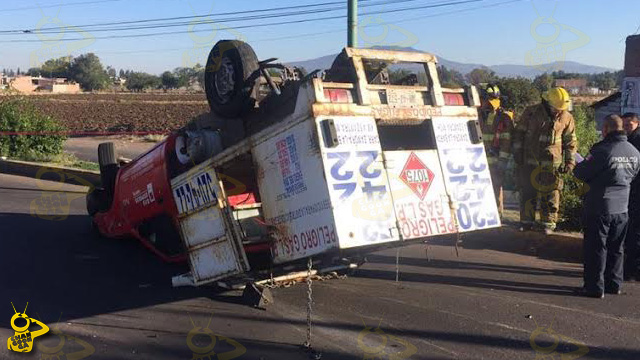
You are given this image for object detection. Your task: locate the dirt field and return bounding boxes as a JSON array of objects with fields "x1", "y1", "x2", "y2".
[{"x1": 20, "y1": 93, "x2": 210, "y2": 133}]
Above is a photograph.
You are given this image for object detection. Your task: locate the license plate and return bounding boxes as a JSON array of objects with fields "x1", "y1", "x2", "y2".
[
  {"x1": 386, "y1": 89, "x2": 419, "y2": 106},
  {"x1": 173, "y1": 169, "x2": 218, "y2": 215}
]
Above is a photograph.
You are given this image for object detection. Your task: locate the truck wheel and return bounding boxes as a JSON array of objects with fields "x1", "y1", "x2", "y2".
[
  {"x1": 97, "y1": 142, "x2": 118, "y2": 200},
  {"x1": 98, "y1": 142, "x2": 117, "y2": 167},
  {"x1": 205, "y1": 40, "x2": 260, "y2": 118}
]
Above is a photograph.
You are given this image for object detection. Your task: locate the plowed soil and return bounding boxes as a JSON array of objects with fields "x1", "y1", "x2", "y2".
[{"x1": 25, "y1": 93, "x2": 209, "y2": 133}]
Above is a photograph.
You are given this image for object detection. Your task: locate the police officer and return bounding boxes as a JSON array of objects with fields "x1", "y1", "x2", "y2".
[
  {"x1": 513, "y1": 87, "x2": 577, "y2": 234},
  {"x1": 479, "y1": 84, "x2": 514, "y2": 218},
  {"x1": 622, "y1": 112, "x2": 640, "y2": 280},
  {"x1": 573, "y1": 114, "x2": 640, "y2": 298}
]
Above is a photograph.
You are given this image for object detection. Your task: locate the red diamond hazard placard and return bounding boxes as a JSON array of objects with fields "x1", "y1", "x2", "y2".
[{"x1": 400, "y1": 153, "x2": 435, "y2": 200}]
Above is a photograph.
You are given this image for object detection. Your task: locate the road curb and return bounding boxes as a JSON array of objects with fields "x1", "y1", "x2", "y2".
[{"x1": 0, "y1": 158, "x2": 100, "y2": 187}]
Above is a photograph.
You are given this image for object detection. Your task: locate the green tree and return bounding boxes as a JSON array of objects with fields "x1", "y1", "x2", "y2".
[
  {"x1": 39, "y1": 56, "x2": 72, "y2": 78},
  {"x1": 533, "y1": 73, "x2": 554, "y2": 93},
  {"x1": 173, "y1": 67, "x2": 195, "y2": 88},
  {"x1": 497, "y1": 77, "x2": 540, "y2": 115},
  {"x1": 161, "y1": 71, "x2": 179, "y2": 89},
  {"x1": 126, "y1": 72, "x2": 161, "y2": 91},
  {"x1": 69, "y1": 53, "x2": 109, "y2": 91},
  {"x1": 438, "y1": 65, "x2": 465, "y2": 88},
  {"x1": 466, "y1": 68, "x2": 496, "y2": 85}
]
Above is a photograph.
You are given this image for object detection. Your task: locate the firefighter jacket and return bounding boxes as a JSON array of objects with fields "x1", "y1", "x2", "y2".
[
  {"x1": 574, "y1": 131, "x2": 640, "y2": 215},
  {"x1": 512, "y1": 103, "x2": 577, "y2": 169},
  {"x1": 479, "y1": 107, "x2": 514, "y2": 165}
]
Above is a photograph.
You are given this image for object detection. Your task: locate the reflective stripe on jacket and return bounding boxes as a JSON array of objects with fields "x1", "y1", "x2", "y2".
[{"x1": 480, "y1": 108, "x2": 514, "y2": 164}]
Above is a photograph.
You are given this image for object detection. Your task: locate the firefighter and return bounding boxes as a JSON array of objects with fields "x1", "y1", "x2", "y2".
[
  {"x1": 479, "y1": 84, "x2": 514, "y2": 217},
  {"x1": 573, "y1": 114, "x2": 640, "y2": 297},
  {"x1": 512, "y1": 87, "x2": 577, "y2": 234},
  {"x1": 622, "y1": 112, "x2": 640, "y2": 280}
]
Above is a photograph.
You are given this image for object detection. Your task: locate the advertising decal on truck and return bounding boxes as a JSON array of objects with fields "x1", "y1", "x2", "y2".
[
  {"x1": 320, "y1": 116, "x2": 400, "y2": 248},
  {"x1": 254, "y1": 120, "x2": 338, "y2": 264},
  {"x1": 385, "y1": 150, "x2": 456, "y2": 240},
  {"x1": 432, "y1": 117, "x2": 501, "y2": 232}
]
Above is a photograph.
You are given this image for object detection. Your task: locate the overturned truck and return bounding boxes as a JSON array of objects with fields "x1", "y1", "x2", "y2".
[{"x1": 87, "y1": 40, "x2": 500, "y2": 285}]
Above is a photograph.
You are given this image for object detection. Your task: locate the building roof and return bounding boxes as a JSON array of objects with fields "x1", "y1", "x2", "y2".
[{"x1": 590, "y1": 91, "x2": 621, "y2": 108}]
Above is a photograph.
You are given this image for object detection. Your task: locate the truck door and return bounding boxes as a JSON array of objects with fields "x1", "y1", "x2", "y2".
[
  {"x1": 171, "y1": 158, "x2": 249, "y2": 285},
  {"x1": 431, "y1": 116, "x2": 501, "y2": 232},
  {"x1": 377, "y1": 121, "x2": 457, "y2": 240}
]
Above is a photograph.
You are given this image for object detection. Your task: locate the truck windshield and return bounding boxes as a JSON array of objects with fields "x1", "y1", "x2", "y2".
[{"x1": 363, "y1": 60, "x2": 430, "y2": 87}]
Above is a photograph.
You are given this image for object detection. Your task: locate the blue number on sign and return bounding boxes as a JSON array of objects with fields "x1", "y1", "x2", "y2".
[
  {"x1": 457, "y1": 203, "x2": 472, "y2": 230},
  {"x1": 327, "y1": 150, "x2": 387, "y2": 201},
  {"x1": 328, "y1": 152, "x2": 353, "y2": 180},
  {"x1": 471, "y1": 174, "x2": 491, "y2": 200},
  {"x1": 446, "y1": 158, "x2": 465, "y2": 174},
  {"x1": 450, "y1": 175, "x2": 470, "y2": 201},
  {"x1": 356, "y1": 151, "x2": 381, "y2": 179},
  {"x1": 333, "y1": 183, "x2": 357, "y2": 200},
  {"x1": 470, "y1": 201, "x2": 486, "y2": 228},
  {"x1": 362, "y1": 181, "x2": 387, "y2": 200},
  {"x1": 468, "y1": 147, "x2": 486, "y2": 172}
]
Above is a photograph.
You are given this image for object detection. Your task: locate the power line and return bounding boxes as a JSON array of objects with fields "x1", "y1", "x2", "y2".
[
  {"x1": 0, "y1": 0, "x2": 481, "y2": 43},
  {"x1": 98, "y1": 0, "x2": 522, "y2": 55},
  {"x1": 0, "y1": 0, "x2": 122, "y2": 13},
  {"x1": 1, "y1": 0, "x2": 436, "y2": 35}
]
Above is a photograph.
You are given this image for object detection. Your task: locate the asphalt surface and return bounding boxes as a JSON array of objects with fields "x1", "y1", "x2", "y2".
[
  {"x1": 1, "y1": 172, "x2": 640, "y2": 360},
  {"x1": 64, "y1": 137, "x2": 156, "y2": 163}
]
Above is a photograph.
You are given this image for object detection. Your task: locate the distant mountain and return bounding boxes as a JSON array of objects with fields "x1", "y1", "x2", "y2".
[{"x1": 288, "y1": 47, "x2": 617, "y2": 78}]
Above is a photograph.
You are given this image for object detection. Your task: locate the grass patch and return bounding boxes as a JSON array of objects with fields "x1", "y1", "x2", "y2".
[{"x1": 18, "y1": 151, "x2": 99, "y2": 171}]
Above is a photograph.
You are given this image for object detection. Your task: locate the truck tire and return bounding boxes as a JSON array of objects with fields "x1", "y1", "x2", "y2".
[
  {"x1": 98, "y1": 142, "x2": 117, "y2": 167},
  {"x1": 97, "y1": 142, "x2": 118, "y2": 200},
  {"x1": 205, "y1": 40, "x2": 260, "y2": 119}
]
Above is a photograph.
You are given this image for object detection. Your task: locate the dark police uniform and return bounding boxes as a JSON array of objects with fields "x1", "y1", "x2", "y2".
[
  {"x1": 625, "y1": 127, "x2": 640, "y2": 279},
  {"x1": 573, "y1": 131, "x2": 640, "y2": 294}
]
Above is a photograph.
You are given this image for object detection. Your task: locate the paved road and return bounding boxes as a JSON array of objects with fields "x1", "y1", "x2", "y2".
[
  {"x1": 1, "y1": 172, "x2": 640, "y2": 360},
  {"x1": 64, "y1": 137, "x2": 156, "y2": 163}
]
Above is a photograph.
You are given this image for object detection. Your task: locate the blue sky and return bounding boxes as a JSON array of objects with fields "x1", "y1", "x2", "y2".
[{"x1": 0, "y1": 0, "x2": 637, "y2": 74}]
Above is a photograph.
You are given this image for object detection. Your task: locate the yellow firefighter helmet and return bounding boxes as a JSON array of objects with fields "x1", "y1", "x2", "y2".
[{"x1": 542, "y1": 87, "x2": 571, "y2": 111}]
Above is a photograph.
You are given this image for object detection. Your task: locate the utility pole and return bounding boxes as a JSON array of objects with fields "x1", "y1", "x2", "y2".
[{"x1": 348, "y1": 0, "x2": 357, "y2": 48}]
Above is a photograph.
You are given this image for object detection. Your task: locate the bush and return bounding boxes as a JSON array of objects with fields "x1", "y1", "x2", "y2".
[
  {"x1": 557, "y1": 105, "x2": 598, "y2": 232},
  {"x1": 497, "y1": 77, "x2": 541, "y2": 117},
  {"x1": 0, "y1": 97, "x2": 66, "y2": 160}
]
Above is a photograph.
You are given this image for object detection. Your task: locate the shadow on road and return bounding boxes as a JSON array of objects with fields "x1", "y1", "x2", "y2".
[
  {"x1": 366, "y1": 255, "x2": 582, "y2": 278},
  {"x1": 0, "y1": 213, "x2": 242, "y2": 328},
  {"x1": 353, "y1": 268, "x2": 577, "y2": 296},
  {"x1": 197, "y1": 312, "x2": 640, "y2": 360}
]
